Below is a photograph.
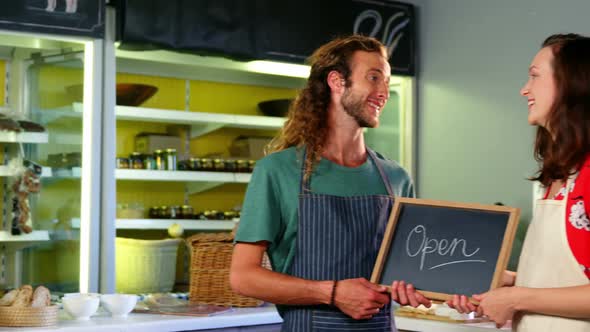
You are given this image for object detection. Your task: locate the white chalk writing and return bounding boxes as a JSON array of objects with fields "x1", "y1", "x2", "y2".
[{"x1": 406, "y1": 225, "x2": 485, "y2": 271}]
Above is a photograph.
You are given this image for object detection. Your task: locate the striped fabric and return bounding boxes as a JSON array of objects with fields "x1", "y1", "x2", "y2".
[{"x1": 281, "y1": 149, "x2": 397, "y2": 332}]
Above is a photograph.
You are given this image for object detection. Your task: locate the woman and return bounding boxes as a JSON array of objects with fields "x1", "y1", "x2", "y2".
[{"x1": 449, "y1": 33, "x2": 590, "y2": 331}]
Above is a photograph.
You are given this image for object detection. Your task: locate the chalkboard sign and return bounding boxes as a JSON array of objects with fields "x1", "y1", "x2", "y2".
[
  {"x1": 0, "y1": 0, "x2": 104, "y2": 38},
  {"x1": 118, "y1": 0, "x2": 415, "y2": 75},
  {"x1": 371, "y1": 198, "x2": 519, "y2": 301}
]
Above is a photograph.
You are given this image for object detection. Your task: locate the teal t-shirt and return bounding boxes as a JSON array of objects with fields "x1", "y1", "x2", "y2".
[{"x1": 234, "y1": 146, "x2": 415, "y2": 274}]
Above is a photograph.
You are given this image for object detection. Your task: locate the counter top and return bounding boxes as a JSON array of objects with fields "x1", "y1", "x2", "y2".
[{"x1": 0, "y1": 305, "x2": 510, "y2": 332}]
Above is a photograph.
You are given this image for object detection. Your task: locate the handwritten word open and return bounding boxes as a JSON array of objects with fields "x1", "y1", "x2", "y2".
[{"x1": 406, "y1": 225, "x2": 486, "y2": 271}]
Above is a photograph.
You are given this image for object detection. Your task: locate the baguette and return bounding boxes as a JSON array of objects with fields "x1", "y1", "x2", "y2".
[{"x1": 0, "y1": 289, "x2": 19, "y2": 306}]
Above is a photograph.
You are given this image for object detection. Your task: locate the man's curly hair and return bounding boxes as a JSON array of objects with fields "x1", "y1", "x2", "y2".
[{"x1": 266, "y1": 35, "x2": 387, "y2": 181}]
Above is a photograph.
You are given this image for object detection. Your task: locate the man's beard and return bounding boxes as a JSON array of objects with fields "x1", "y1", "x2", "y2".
[{"x1": 341, "y1": 88, "x2": 377, "y2": 128}]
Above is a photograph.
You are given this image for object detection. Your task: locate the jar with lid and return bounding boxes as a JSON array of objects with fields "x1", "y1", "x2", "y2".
[
  {"x1": 177, "y1": 159, "x2": 190, "y2": 171},
  {"x1": 116, "y1": 157, "x2": 129, "y2": 169},
  {"x1": 148, "y1": 206, "x2": 161, "y2": 218},
  {"x1": 236, "y1": 160, "x2": 249, "y2": 173},
  {"x1": 129, "y1": 152, "x2": 144, "y2": 169},
  {"x1": 213, "y1": 159, "x2": 225, "y2": 172},
  {"x1": 189, "y1": 158, "x2": 201, "y2": 171},
  {"x1": 180, "y1": 205, "x2": 194, "y2": 219},
  {"x1": 168, "y1": 205, "x2": 180, "y2": 219},
  {"x1": 200, "y1": 158, "x2": 213, "y2": 171},
  {"x1": 166, "y1": 149, "x2": 177, "y2": 171},
  {"x1": 159, "y1": 205, "x2": 170, "y2": 219},
  {"x1": 223, "y1": 211, "x2": 238, "y2": 220},
  {"x1": 155, "y1": 150, "x2": 167, "y2": 170},
  {"x1": 144, "y1": 154, "x2": 157, "y2": 170},
  {"x1": 224, "y1": 160, "x2": 237, "y2": 172},
  {"x1": 248, "y1": 160, "x2": 256, "y2": 172}
]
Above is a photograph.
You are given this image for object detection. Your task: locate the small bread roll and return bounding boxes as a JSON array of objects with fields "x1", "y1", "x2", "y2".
[
  {"x1": 11, "y1": 285, "x2": 33, "y2": 307},
  {"x1": 0, "y1": 289, "x2": 19, "y2": 306},
  {"x1": 30, "y1": 286, "x2": 51, "y2": 308}
]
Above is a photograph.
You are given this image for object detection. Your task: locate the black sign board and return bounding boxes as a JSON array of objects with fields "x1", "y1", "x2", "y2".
[
  {"x1": 0, "y1": 0, "x2": 104, "y2": 38},
  {"x1": 118, "y1": 0, "x2": 416, "y2": 76},
  {"x1": 371, "y1": 198, "x2": 519, "y2": 301}
]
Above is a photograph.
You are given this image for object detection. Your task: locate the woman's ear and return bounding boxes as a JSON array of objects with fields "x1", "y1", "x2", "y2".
[{"x1": 327, "y1": 70, "x2": 345, "y2": 92}]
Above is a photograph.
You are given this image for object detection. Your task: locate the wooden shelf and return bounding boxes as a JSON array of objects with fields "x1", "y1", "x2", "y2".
[
  {"x1": 0, "y1": 131, "x2": 48, "y2": 143},
  {"x1": 116, "y1": 219, "x2": 238, "y2": 231}
]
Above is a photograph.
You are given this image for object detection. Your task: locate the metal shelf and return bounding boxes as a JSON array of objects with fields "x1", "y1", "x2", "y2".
[
  {"x1": 39, "y1": 103, "x2": 285, "y2": 138},
  {"x1": 0, "y1": 165, "x2": 53, "y2": 177},
  {"x1": 0, "y1": 231, "x2": 50, "y2": 250},
  {"x1": 116, "y1": 219, "x2": 237, "y2": 231},
  {"x1": 0, "y1": 131, "x2": 48, "y2": 143},
  {"x1": 116, "y1": 169, "x2": 250, "y2": 193}
]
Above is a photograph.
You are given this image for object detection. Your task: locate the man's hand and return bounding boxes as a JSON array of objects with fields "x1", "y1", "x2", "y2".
[
  {"x1": 333, "y1": 278, "x2": 390, "y2": 320},
  {"x1": 390, "y1": 280, "x2": 431, "y2": 308}
]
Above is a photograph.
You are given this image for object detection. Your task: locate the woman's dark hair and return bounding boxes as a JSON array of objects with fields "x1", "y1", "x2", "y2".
[{"x1": 532, "y1": 33, "x2": 590, "y2": 186}]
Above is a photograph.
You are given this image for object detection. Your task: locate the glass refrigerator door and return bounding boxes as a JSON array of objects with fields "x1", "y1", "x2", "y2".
[{"x1": 0, "y1": 31, "x2": 104, "y2": 294}]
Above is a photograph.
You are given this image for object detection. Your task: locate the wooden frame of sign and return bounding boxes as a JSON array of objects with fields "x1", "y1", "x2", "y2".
[{"x1": 370, "y1": 197, "x2": 520, "y2": 302}]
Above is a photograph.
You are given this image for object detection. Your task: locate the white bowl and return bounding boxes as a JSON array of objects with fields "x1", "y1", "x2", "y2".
[
  {"x1": 100, "y1": 294, "x2": 138, "y2": 318},
  {"x1": 62, "y1": 295, "x2": 100, "y2": 320}
]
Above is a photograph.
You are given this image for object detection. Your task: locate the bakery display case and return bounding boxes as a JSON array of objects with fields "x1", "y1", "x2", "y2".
[{"x1": 0, "y1": 30, "x2": 106, "y2": 294}]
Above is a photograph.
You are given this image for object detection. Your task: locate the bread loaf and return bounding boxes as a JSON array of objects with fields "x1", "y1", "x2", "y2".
[
  {"x1": 30, "y1": 286, "x2": 51, "y2": 308},
  {"x1": 11, "y1": 285, "x2": 33, "y2": 307},
  {"x1": 0, "y1": 289, "x2": 19, "y2": 306}
]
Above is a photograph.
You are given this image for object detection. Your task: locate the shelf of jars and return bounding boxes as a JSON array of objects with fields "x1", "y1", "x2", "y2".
[
  {"x1": 0, "y1": 231, "x2": 50, "y2": 250},
  {"x1": 0, "y1": 131, "x2": 48, "y2": 143},
  {"x1": 38, "y1": 103, "x2": 285, "y2": 138}
]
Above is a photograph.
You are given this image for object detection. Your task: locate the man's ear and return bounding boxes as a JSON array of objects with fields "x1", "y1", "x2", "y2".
[{"x1": 327, "y1": 70, "x2": 345, "y2": 92}]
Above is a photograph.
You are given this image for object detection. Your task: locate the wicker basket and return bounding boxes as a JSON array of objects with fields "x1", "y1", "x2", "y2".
[
  {"x1": 0, "y1": 305, "x2": 59, "y2": 327},
  {"x1": 188, "y1": 232, "x2": 271, "y2": 307}
]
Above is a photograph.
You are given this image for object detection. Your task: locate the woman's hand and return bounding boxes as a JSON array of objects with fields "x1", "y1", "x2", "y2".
[
  {"x1": 474, "y1": 287, "x2": 521, "y2": 328},
  {"x1": 445, "y1": 270, "x2": 516, "y2": 314},
  {"x1": 390, "y1": 280, "x2": 431, "y2": 308}
]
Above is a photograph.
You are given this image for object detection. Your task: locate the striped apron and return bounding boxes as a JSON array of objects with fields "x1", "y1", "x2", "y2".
[{"x1": 280, "y1": 148, "x2": 397, "y2": 332}]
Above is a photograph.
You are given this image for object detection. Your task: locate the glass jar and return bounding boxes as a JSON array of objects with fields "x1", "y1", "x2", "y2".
[
  {"x1": 189, "y1": 158, "x2": 201, "y2": 171},
  {"x1": 224, "y1": 211, "x2": 238, "y2": 220},
  {"x1": 236, "y1": 160, "x2": 249, "y2": 173},
  {"x1": 177, "y1": 159, "x2": 190, "y2": 171},
  {"x1": 143, "y1": 154, "x2": 157, "y2": 170},
  {"x1": 159, "y1": 205, "x2": 170, "y2": 219},
  {"x1": 213, "y1": 159, "x2": 225, "y2": 172},
  {"x1": 148, "y1": 206, "x2": 161, "y2": 219},
  {"x1": 224, "y1": 160, "x2": 237, "y2": 172},
  {"x1": 248, "y1": 160, "x2": 256, "y2": 172},
  {"x1": 116, "y1": 157, "x2": 129, "y2": 169},
  {"x1": 155, "y1": 149, "x2": 167, "y2": 170},
  {"x1": 200, "y1": 158, "x2": 213, "y2": 171},
  {"x1": 168, "y1": 205, "x2": 180, "y2": 219},
  {"x1": 180, "y1": 205, "x2": 194, "y2": 219},
  {"x1": 166, "y1": 148, "x2": 177, "y2": 171},
  {"x1": 129, "y1": 152, "x2": 144, "y2": 169}
]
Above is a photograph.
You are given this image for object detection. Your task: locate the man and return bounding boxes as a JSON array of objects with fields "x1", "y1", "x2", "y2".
[{"x1": 230, "y1": 35, "x2": 430, "y2": 331}]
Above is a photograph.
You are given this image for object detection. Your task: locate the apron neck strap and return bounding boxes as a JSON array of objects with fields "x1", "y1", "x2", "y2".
[{"x1": 299, "y1": 147, "x2": 395, "y2": 197}]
